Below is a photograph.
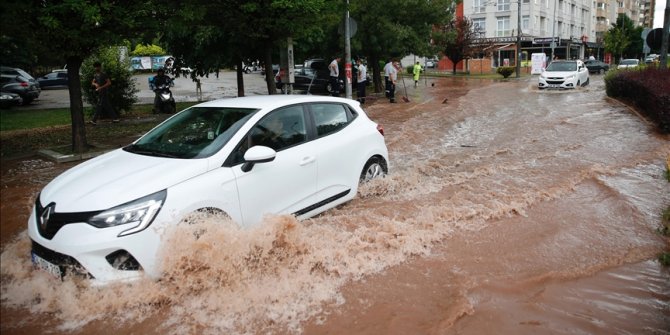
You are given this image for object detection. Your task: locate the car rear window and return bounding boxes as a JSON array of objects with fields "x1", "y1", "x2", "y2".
[{"x1": 311, "y1": 103, "x2": 354, "y2": 137}]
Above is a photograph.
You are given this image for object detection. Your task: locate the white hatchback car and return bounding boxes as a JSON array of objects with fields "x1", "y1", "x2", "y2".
[
  {"x1": 28, "y1": 95, "x2": 389, "y2": 283},
  {"x1": 538, "y1": 60, "x2": 590, "y2": 90}
]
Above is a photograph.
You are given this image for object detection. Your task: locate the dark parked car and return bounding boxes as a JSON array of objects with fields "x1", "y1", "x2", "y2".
[
  {"x1": 0, "y1": 91, "x2": 23, "y2": 109},
  {"x1": 276, "y1": 65, "x2": 333, "y2": 93},
  {"x1": 38, "y1": 71, "x2": 68, "y2": 88},
  {"x1": 0, "y1": 74, "x2": 41, "y2": 105},
  {"x1": 584, "y1": 60, "x2": 610, "y2": 74}
]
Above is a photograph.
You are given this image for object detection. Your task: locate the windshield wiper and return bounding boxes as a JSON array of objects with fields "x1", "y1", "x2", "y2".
[{"x1": 124, "y1": 144, "x2": 179, "y2": 158}]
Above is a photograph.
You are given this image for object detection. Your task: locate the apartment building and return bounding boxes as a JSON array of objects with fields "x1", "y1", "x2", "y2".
[{"x1": 462, "y1": 0, "x2": 597, "y2": 68}]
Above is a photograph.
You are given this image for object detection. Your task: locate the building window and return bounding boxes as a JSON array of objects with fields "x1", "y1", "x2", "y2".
[
  {"x1": 473, "y1": 0, "x2": 486, "y2": 13},
  {"x1": 497, "y1": 0, "x2": 511, "y2": 11},
  {"x1": 497, "y1": 17, "x2": 511, "y2": 36},
  {"x1": 472, "y1": 18, "x2": 486, "y2": 36},
  {"x1": 522, "y1": 15, "x2": 530, "y2": 30}
]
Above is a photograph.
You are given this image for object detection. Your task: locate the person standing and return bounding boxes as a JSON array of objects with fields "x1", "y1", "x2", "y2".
[
  {"x1": 387, "y1": 60, "x2": 398, "y2": 103},
  {"x1": 329, "y1": 57, "x2": 341, "y2": 97},
  {"x1": 413, "y1": 61, "x2": 422, "y2": 87},
  {"x1": 90, "y1": 61, "x2": 119, "y2": 124},
  {"x1": 383, "y1": 59, "x2": 394, "y2": 98},
  {"x1": 356, "y1": 58, "x2": 367, "y2": 104}
]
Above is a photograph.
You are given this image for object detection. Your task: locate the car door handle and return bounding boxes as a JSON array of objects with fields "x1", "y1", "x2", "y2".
[{"x1": 299, "y1": 156, "x2": 316, "y2": 166}]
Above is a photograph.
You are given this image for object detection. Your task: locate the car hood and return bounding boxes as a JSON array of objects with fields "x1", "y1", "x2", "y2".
[
  {"x1": 40, "y1": 149, "x2": 209, "y2": 212},
  {"x1": 541, "y1": 70, "x2": 577, "y2": 77}
]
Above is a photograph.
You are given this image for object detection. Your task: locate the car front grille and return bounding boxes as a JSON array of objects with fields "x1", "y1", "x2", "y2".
[
  {"x1": 31, "y1": 240, "x2": 92, "y2": 279},
  {"x1": 35, "y1": 197, "x2": 102, "y2": 240}
]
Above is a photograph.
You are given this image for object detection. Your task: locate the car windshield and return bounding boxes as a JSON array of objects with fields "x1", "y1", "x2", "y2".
[
  {"x1": 124, "y1": 106, "x2": 259, "y2": 159},
  {"x1": 546, "y1": 62, "x2": 577, "y2": 72},
  {"x1": 620, "y1": 59, "x2": 638, "y2": 65}
]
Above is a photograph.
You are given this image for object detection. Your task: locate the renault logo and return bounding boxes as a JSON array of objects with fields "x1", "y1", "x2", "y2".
[{"x1": 40, "y1": 203, "x2": 55, "y2": 231}]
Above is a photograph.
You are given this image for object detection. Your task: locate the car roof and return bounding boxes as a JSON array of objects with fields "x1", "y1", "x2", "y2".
[{"x1": 194, "y1": 95, "x2": 356, "y2": 110}]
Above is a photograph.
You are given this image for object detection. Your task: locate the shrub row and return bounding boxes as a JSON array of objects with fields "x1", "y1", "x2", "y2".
[{"x1": 605, "y1": 67, "x2": 670, "y2": 133}]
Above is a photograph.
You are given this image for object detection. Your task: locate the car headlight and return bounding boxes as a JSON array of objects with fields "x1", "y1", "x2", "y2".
[
  {"x1": 566, "y1": 75, "x2": 575, "y2": 80},
  {"x1": 89, "y1": 190, "x2": 166, "y2": 237}
]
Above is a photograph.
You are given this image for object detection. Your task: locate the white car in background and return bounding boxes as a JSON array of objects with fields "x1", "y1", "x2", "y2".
[
  {"x1": 538, "y1": 60, "x2": 590, "y2": 90},
  {"x1": 29, "y1": 95, "x2": 389, "y2": 284},
  {"x1": 617, "y1": 58, "x2": 640, "y2": 69}
]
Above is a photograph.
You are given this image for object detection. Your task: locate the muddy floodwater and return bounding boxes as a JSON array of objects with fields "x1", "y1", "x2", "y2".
[{"x1": 1, "y1": 75, "x2": 668, "y2": 334}]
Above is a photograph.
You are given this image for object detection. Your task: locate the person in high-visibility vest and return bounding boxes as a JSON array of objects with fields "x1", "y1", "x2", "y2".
[{"x1": 413, "y1": 61, "x2": 423, "y2": 87}]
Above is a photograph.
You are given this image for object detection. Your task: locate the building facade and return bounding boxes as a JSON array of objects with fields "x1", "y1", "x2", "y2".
[
  {"x1": 462, "y1": 0, "x2": 597, "y2": 68},
  {"x1": 435, "y1": 0, "x2": 649, "y2": 72}
]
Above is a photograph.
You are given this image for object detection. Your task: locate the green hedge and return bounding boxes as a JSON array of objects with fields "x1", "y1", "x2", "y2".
[{"x1": 604, "y1": 67, "x2": 670, "y2": 133}]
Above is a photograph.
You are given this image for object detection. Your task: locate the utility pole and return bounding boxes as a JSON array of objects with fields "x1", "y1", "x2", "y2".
[
  {"x1": 551, "y1": 0, "x2": 557, "y2": 59},
  {"x1": 660, "y1": 0, "x2": 669, "y2": 69},
  {"x1": 344, "y1": 0, "x2": 353, "y2": 99},
  {"x1": 516, "y1": 0, "x2": 522, "y2": 78}
]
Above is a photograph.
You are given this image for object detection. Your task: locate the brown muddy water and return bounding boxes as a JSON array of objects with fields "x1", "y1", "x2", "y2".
[{"x1": 1, "y1": 75, "x2": 668, "y2": 335}]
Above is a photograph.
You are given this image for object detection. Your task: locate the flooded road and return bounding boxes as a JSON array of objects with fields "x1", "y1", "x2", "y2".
[{"x1": 2, "y1": 75, "x2": 669, "y2": 334}]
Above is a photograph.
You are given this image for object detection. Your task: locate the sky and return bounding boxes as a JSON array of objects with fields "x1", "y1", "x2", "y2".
[{"x1": 655, "y1": 0, "x2": 666, "y2": 29}]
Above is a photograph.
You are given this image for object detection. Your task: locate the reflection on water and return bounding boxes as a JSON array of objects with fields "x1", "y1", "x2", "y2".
[{"x1": 1, "y1": 76, "x2": 668, "y2": 334}]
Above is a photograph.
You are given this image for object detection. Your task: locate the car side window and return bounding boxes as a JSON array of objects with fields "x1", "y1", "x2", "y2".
[
  {"x1": 225, "y1": 105, "x2": 307, "y2": 166},
  {"x1": 311, "y1": 103, "x2": 354, "y2": 137}
]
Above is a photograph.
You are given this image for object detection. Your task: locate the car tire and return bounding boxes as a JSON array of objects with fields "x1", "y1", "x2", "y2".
[{"x1": 360, "y1": 156, "x2": 387, "y2": 182}]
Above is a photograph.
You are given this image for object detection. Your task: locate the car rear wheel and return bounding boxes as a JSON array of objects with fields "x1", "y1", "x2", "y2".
[{"x1": 360, "y1": 156, "x2": 387, "y2": 182}]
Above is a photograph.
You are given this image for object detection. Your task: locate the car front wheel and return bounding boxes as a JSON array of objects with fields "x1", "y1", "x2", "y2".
[{"x1": 360, "y1": 156, "x2": 387, "y2": 182}]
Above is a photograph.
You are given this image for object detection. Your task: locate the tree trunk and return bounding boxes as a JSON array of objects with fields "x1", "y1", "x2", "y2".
[
  {"x1": 236, "y1": 57, "x2": 245, "y2": 97},
  {"x1": 263, "y1": 44, "x2": 277, "y2": 95},
  {"x1": 370, "y1": 54, "x2": 383, "y2": 94},
  {"x1": 66, "y1": 56, "x2": 88, "y2": 154}
]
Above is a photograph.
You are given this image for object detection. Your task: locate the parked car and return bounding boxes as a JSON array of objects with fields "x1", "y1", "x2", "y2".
[
  {"x1": 1, "y1": 66, "x2": 38, "y2": 84},
  {"x1": 538, "y1": 60, "x2": 590, "y2": 90},
  {"x1": 644, "y1": 54, "x2": 659, "y2": 64},
  {"x1": 0, "y1": 74, "x2": 41, "y2": 104},
  {"x1": 425, "y1": 58, "x2": 437, "y2": 68},
  {"x1": 0, "y1": 91, "x2": 23, "y2": 109},
  {"x1": 276, "y1": 66, "x2": 331, "y2": 93},
  {"x1": 584, "y1": 59, "x2": 610, "y2": 74},
  {"x1": 28, "y1": 95, "x2": 389, "y2": 284},
  {"x1": 38, "y1": 71, "x2": 68, "y2": 88},
  {"x1": 617, "y1": 59, "x2": 640, "y2": 69}
]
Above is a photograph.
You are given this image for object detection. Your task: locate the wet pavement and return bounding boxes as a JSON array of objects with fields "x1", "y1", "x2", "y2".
[{"x1": 1, "y1": 74, "x2": 669, "y2": 335}]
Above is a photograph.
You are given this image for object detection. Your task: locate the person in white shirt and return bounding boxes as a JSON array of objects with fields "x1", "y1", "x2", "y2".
[
  {"x1": 356, "y1": 58, "x2": 367, "y2": 104},
  {"x1": 385, "y1": 60, "x2": 398, "y2": 103},
  {"x1": 329, "y1": 57, "x2": 341, "y2": 97}
]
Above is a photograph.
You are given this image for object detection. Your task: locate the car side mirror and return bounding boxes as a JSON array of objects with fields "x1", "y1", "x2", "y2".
[{"x1": 241, "y1": 145, "x2": 276, "y2": 172}]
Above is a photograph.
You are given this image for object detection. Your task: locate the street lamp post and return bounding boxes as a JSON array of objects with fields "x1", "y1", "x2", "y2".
[{"x1": 516, "y1": 0, "x2": 521, "y2": 78}]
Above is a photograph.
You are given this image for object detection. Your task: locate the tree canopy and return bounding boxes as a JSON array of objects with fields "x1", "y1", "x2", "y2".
[{"x1": 604, "y1": 14, "x2": 643, "y2": 62}]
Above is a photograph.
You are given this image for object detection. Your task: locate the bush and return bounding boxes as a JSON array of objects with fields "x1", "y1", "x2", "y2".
[
  {"x1": 496, "y1": 66, "x2": 515, "y2": 78},
  {"x1": 81, "y1": 46, "x2": 139, "y2": 116},
  {"x1": 604, "y1": 67, "x2": 670, "y2": 133},
  {"x1": 130, "y1": 44, "x2": 166, "y2": 56}
]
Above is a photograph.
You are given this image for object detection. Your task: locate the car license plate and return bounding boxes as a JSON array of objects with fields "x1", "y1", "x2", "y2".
[
  {"x1": 31, "y1": 252, "x2": 62, "y2": 278},
  {"x1": 549, "y1": 84, "x2": 560, "y2": 88}
]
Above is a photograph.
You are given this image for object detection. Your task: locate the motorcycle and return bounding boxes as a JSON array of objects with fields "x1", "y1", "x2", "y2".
[{"x1": 150, "y1": 77, "x2": 176, "y2": 114}]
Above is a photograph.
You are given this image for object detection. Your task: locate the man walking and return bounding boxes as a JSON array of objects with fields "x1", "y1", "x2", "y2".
[{"x1": 413, "y1": 61, "x2": 423, "y2": 87}]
